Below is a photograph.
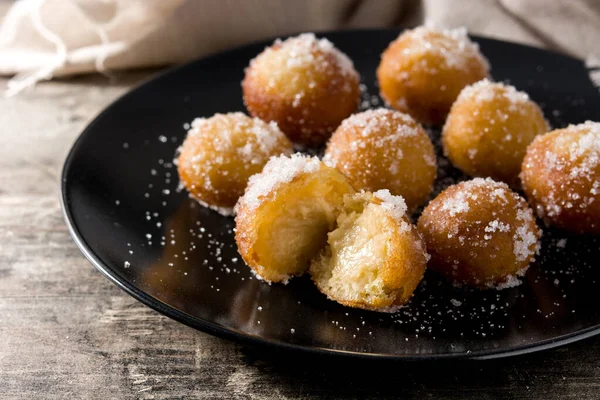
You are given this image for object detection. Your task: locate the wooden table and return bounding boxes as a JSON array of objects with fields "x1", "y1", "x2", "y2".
[{"x1": 1, "y1": 72, "x2": 600, "y2": 399}]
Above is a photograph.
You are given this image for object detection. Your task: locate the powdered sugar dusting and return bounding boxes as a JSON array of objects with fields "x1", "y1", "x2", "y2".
[
  {"x1": 237, "y1": 153, "x2": 321, "y2": 212},
  {"x1": 487, "y1": 269, "x2": 528, "y2": 290},
  {"x1": 523, "y1": 121, "x2": 600, "y2": 222},
  {"x1": 177, "y1": 112, "x2": 293, "y2": 211},
  {"x1": 514, "y1": 208, "x2": 541, "y2": 262},
  {"x1": 252, "y1": 32, "x2": 358, "y2": 79},
  {"x1": 440, "y1": 190, "x2": 470, "y2": 216},
  {"x1": 485, "y1": 220, "x2": 511, "y2": 233},
  {"x1": 373, "y1": 189, "x2": 408, "y2": 222},
  {"x1": 192, "y1": 196, "x2": 234, "y2": 217},
  {"x1": 456, "y1": 79, "x2": 530, "y2": 106},
  {"x1": 421, "y1": 177, "x2": 541, "y2": 287},
  {"x1": 461, "y1": 177, "x2": 507, "y2": 192},
  {"x1": 439, "y1": 177, "x2": 507, "y2": 217},
  {"x1": 450, "y1": 298, "x2": 462, "y2": 307},
  {"x1": 405, "y1": 26, "x2": 490, "y2": 72},
  {"x1": 566, "y1": 121, "x2": 600, "y2": 165},
  {"x1": 459, "y1": 179, "x2": 541, "y2": 263},
  {"x1": 325, "y1": 108, "x2": 429, "y2": 172},
  {"x1": 187, "y1": 112, "x2": 289, "y2": 165},
  {"x1": 338, "y1": 108, "x2": 416, "y2": 137}
]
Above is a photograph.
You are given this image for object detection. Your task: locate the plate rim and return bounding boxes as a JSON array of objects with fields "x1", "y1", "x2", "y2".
[{"x1": 60, "y1": 28, "x2": 600, "y2": 361}]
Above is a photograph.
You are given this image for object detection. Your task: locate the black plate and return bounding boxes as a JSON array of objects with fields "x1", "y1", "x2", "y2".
[{"x1": 62, "y1": 29, "x2": 600, "y2": 360}]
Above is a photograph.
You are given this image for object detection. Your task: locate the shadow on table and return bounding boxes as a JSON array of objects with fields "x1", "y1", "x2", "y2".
[{"x1": 235, "y1": 337, "x2": 598, "y2": 399}]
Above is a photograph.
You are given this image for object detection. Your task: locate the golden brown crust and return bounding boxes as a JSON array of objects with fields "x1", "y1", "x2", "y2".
[
  {"x1": 377, "y1": 27, "x2": 489, "y2": 125},
  {"x1": 520, "y1": 122, "x2": 600, "y2": 234},
  {"x1": 310, "y1": 191, "x2": 428, "y2": 312},
  {"x1": 176, "y1": 113, "x2": 292, "y2": 211},
  {"x1": 242, "y1": 34, "x2": 360, "y2": 146},
  {"x1": 377, "y1": 215, "x2": 428, "y2": 309},
  {"x1": 234, "y1": 201, "x2": 260, "y2": 273},
  {"x1": 324, "y1": 109, "x2": 436, "y2": 211},
  {"x1": 242, "y1": 78, "x2": 359, "y2": 146},
  {"x1": 235, "y1": 155, "x2": 355, "y2": 283},
  {"x1": 417, "y1": 178, "x2": 541, "y2": 288},
  {"x1": 442, "y1": 80, "x2": 548, "y2": 186}
]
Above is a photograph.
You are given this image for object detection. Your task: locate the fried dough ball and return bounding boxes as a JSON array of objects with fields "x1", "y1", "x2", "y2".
[
  {"x1": 242, "y1": 33, "x2": 360, "y2": 146},
  {"x1": 417, "y1": 178, "x2": 541, "y2": 289},
  {"x1": 377, "y1": 26, "x2": 490, "y2": 125},
  {"x1": 324, "y1": 109, "x2": 436, "y2": 211},
  {"x1": 235, "y1": 154, "x2": 355, "y2": 283},
  {"x1": 176, "y1": 112, "x2": 293, "y2": 215},
  {"x1": 443, "y1": 80, "x2": 548, "y2": 186},
  {"x1": 310, "y1": 190, "x2": 428, "y2": 312},
  {"x1": 521, "y1": 121, "x2": 600, "y2": 234}
]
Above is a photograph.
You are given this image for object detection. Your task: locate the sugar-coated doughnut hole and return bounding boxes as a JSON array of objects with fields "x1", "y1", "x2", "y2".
[
  {"x1": 310, "y1": 190, "x2": 428, "y2": 312},
  {"x1": 417, "y1": 178, "x2": 541, "y2": 289},
  {"x1": 521, "y1": 121, "x2": 600, "y2": 234},
  {"x1": 443, "y1": 79, "x2": 548, "y2": 186},
  {"x1": 243, "y1": 33, "x2": 360, "y2": 146},
  {"x1": 176, "y1": 112, "x2": 293, "y2": 215},
  {"x1": 377, "y1": 26, "x2": 489, "y2": 125},
  {"x1": 324, "y1": 108, "x2": 436, "y2": 211},
  {"x1": 235, "y1": 154, "x2": 355, "y2": 283}
]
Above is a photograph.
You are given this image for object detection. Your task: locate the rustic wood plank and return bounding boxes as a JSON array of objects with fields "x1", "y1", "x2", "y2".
[{"x1": 1, "y1": 72, "x2": 600, "y2": 399}]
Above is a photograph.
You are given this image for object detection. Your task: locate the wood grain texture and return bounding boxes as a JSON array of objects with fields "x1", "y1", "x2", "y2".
[{"x1": 1, "y1": 72, "x2": 600, "y2": 399}]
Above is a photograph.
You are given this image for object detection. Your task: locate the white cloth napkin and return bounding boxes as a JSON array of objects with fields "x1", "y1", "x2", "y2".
[{"x1": 1, "y1": 0, "x2": 599, "y2": 96}]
